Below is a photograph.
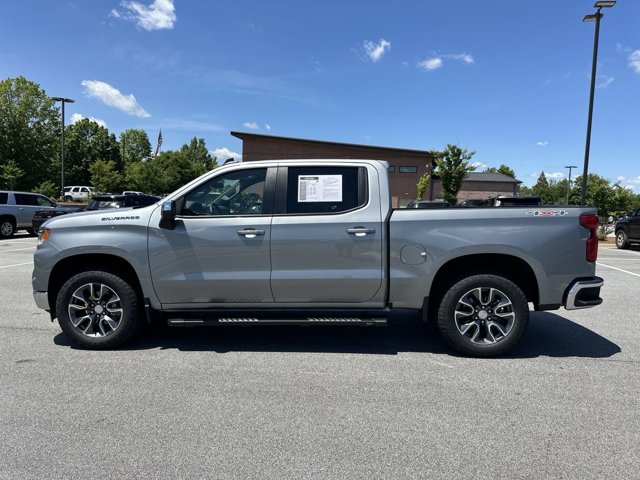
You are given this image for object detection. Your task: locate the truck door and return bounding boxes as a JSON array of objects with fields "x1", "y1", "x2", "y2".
[
  {"x1": 270, "y1": 165, "x2": 384, "y2": 304},
  {"x1": 148, "y1": 167, "x2": 275, "y2": 305}
]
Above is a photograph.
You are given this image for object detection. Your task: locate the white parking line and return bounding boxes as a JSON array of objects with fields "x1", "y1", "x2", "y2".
[
  {"x1": 0, "y1": 247, "x2": 36, "y2": 252},
  {"x1": 0, "y1": 262, "x2": 33, "y2": 269},
  {"x1": 597, "y1": 262, "x2": 640, "y2": 278}
]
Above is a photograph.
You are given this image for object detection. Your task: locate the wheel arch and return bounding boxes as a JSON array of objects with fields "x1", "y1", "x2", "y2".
[
  {"x1": 48, "y1": 254, "x2": 143, "y2": 316},
  {"x1": 428, "y1": 254, "x2": 539, "y2": 315}
]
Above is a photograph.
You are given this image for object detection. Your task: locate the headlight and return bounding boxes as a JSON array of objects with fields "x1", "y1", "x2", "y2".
[{"x1": 37, "y1": 229, "x2": 50, "y2": 246}]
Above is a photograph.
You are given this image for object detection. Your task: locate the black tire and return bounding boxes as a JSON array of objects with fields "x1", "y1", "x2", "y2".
[
  {"x1": 64, "y1": 195, "x2": 73, "y2": 202},
  {"x1": 437, "y1": 274, "x2": 529, "y2": 357},
  {"x1": 0, "y1": 217, "x2": 16, "y2": 239},
  {"x1": 56, "y1": 270, "x2": 143, "y2": 349},
  {"x1": 25, "y1": 228, "x2": 37, "y2": 236},
  {"x1": 615, "y1": 230, "x2": 630, "y2": 249}
]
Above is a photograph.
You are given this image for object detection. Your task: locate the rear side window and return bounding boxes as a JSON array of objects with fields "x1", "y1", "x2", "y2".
[
  {"x1": 285, "y1": 167, "x2": 367, "y2": 215},
  {"x1": 14, "y1": 194, "x2": 38, "y2": 206},
  {"x1": 0, "y1": 193, "x2": 7, "y2": 204}
]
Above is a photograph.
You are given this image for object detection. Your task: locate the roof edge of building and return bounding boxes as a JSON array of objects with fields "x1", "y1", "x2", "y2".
[{"x1": 230, "y1": 130, "x2": 434, "y2": 157}]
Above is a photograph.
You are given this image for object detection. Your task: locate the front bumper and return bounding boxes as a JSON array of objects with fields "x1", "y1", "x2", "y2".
[
  {"x1": 33, "y1": 291, "x2": 49, "y2": 310},
  {"x1": 564, "y1": 276, "x2": 604, "y2": 310}
]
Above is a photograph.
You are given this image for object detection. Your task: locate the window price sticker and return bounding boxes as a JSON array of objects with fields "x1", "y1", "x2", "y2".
[{"x1": 297, "y1": 175, "x2": 343, "y2": 202}]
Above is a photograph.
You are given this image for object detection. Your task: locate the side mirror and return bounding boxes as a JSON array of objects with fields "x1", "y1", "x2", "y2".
[{"x1": 159, "y1": 200, "x2": 176, "y2": 229}]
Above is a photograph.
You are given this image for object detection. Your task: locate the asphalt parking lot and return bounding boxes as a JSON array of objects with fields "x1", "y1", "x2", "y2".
[{"x1": 1, "y1": 234, "x2": 638, "y2": 480}]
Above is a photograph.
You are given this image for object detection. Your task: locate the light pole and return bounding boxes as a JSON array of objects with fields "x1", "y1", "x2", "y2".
[
  {"x1": 565, "y1": 165, "x2": 578, "y2": 205},
  {"x1": 51, "y1": 97, "x2": 75, "y2": 201},
  {"x1": 580, "y1": 1, "x2": 615, "y2": 206}
]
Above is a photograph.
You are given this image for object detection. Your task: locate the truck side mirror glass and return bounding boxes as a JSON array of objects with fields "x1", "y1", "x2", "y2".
[{"x1": 160, "y1": 200, "x2": 176, "y2": 229}]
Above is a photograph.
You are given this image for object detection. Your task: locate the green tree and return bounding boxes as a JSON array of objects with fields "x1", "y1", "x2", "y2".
[
  {"x1": 90, "y1": 159, "x2": 123, "y2": 193},
  {"x1": 33, "y1": 180, "x2": 59, "y2": 199},
  {"x1": 531, "y1": 172, "x2": 553, "y2": 204},
  {"x1": 485, "y1": 164, "x2": 516, "y2": 178},
  {"x1": 0, "y1": 76, "x2": 60, "y2": 189},
  {"x1": 120, "y1": 129, "x2": 152, "y2": 164},
  {"x1": 0, "y1": 160, "x2": 25, "y2": 189},
  {"x1": 180, "y1": 137, "x2": 217, "y2": 171},
  {"x1": 64, "y1": 118, "x2": 121, "y2": 185},
  {"x1": 433, "y1": 145, "x2": 476, "y2": 205},
  {"x1": 416, "y1": 172, "x2": 430, "y2": 200}
]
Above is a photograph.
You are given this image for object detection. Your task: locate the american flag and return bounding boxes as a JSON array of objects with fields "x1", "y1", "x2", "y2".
[{"x1": 155, "y1": 130, "x2": 163, "y2": 156}]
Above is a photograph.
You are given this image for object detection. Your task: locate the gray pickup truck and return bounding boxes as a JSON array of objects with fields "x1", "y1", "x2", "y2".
[{"x1": 32, "y1": 160, "x2": 603, "y2": 356}]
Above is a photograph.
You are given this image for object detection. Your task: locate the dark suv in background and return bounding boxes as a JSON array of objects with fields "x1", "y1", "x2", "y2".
[{"x1": 615, "y1": 207, "x2": 640, "y2": 249}]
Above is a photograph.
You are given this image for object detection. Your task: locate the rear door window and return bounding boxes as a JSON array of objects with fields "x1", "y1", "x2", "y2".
[{"x1": 283, "y1": 166, "x2": 367, "y2": 215}]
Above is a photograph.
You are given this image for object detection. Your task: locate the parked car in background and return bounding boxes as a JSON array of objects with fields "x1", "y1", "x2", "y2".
[
  {"x1": 456, "y1": 199, "x2": 483, "y2": 208},
  {"x1": 64, "y1": 186, "x2": 95, "y2": 202},
  {"x1": 479, "y1": 195, "x2": 542, "y2": 207},
  {"x1": 0, "y1": 190, "x2": 71, "y2": 238},
  {"x1": 32, "y1": 206, "x2": 84, "y2": 232},
  {"x1": 85, "y1": 193, "x2": 160, "y2": 211},
  {"x1": 405, "y1": 200, "x2": 451, "y2": 209},
  {"x1": 614, "y1": 206, "x2": 640, "y2": 249},
  {"x1": 122, "y1": 191, "x2": 145, "y2": 196}
]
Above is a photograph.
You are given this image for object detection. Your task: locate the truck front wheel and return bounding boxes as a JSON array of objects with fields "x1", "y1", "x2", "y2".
[
  {"x1": 437, "y1": 274, "x2": 529, "y2": 357},
  {"x1": 56, "y1": 270, "x2": 143, "y2": 349}
]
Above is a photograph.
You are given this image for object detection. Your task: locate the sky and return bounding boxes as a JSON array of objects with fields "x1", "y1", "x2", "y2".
[{"x1": 1, "y1": 0, "x2": 639, "y2": 191}]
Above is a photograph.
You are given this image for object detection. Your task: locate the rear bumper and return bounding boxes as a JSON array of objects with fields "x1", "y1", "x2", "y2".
[{"x1": 564, "y1": 276, "x2": 604, "y2": 310}]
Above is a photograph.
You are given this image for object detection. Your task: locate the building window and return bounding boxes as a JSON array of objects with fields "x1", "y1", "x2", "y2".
[
  {"x1": 399, "y1": 166, "x2": 417, "y2": 173},
  {"x1": 387, "y1": 166, "x2": 395, "y2": 173}
]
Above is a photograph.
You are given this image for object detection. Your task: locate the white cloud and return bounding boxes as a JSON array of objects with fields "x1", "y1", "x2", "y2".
[
  {"x1": 536, "y1": 141, "x2": 549, "y2": 147},
  {"x1": 546, "y1": 172, "x2": 564, "y2": 179},
  {"x1": 265, "y1": 123, "x2": 271, "y2": 131},
  {"x1": 243, "y1": 121, "x2": 259, "y2": 129},
  {"x1": 81, "y1": 80, "x2": 150, "y2": 118},
  {"x1": 119, "y1": 0, "x2": 176, "y2": 31},
  {"x1": 70, "y1": 112, "x2": 108, "y2": 128},
  {"x1": 418, "y1": 57, "x2": 443, "y2": 71},
  {"x1": 617, "y1": 175, "x2": 640, "y2": 190},
  {"x1": 629, "y1": 50, "x2": 640, "y2": 75},
  {"x1": 109, "y1": 9, "x2": 121, "y2": 18},
  {"x1": 471, "y1": 161, "x2": 486, "y2": 169},
  {"x1": 211, "y1": 147, "x2": 241, "y2": 162},
  {"x1": 448, "y1": 53, "x2": 475, "y2": 64},
  {"x1": 363, "y1": 39, "x2": 391, "y2": 62},
  {"x1": 596, "y1": 75, "x2": 614, "y2": 89}
]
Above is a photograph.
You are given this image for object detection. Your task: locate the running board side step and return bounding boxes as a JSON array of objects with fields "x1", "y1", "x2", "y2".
[{"x1": 167, "y1": 317, "x2": 387, "y2": 327}]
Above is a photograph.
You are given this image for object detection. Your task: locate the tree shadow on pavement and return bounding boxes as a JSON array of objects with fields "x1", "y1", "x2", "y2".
[{"x1": 54, "y1": 311, "x2": 620, "y2": 359}]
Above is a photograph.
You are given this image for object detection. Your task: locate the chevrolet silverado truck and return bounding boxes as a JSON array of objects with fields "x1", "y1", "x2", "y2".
[{"x1": 32, "y1": 159, "x2": 604, "y2": 356}]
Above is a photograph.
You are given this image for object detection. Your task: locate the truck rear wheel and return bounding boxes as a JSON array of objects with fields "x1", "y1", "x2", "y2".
[
  {"x1": 56, "y1": 270, "x2": 143, "y2": 349},
  {"x1": 0, "y1": 217, "x2": 15, "y2": 239},
  {"x1": 437, "y1": 274, "x2": 529, "y2": 357}
]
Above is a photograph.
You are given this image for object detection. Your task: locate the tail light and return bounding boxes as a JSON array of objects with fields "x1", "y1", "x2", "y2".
[{"x1": 580, "y1": 213, "x2": 599, "y2": 262}]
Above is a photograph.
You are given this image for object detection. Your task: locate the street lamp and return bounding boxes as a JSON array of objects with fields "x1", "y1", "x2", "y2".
[
  {"x1": 580, "y1": 1, "x2": 615, "y2": 206},
  {"x1": 51, "y1": 97, "x2": 75, "y2": 201},
  {"x1": 564, "y1": 165, "x2": 578, "y2": 205}
]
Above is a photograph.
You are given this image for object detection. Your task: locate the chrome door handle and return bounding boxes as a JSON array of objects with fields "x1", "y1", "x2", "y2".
[
  {"x1": 237, "y1": 229, "x2": 265, "y2": 239},
  {"x1": 347, "y1": 227, "x2": 376, "y2": 237}
]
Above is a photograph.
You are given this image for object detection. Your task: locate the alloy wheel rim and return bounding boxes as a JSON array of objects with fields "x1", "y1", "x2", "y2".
[
  {"x1": 68, "y1": 283, "x2": 123, "y2": 337},
  {"x1": 1, "y1": 222, "x2": 12, "y2": 236},
  {"x1": 454, "y1": 287, "x2": 516, "y2": 344}
]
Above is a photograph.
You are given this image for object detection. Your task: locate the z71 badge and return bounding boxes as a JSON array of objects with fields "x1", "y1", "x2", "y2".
[{"x1": 525, "y1": 210, "x2": 569, "y2": 217}]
